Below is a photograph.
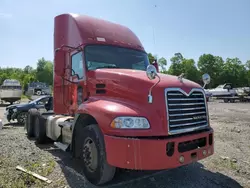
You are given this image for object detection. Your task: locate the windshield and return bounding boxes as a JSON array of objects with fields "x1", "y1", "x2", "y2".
[
  {"x1": 0, "y1": 85, "x2": 22, "y2": 90},
  {"x1": 216, "y1": 85, "x2": 224, "y2": 88},
  {"x1": 31, "y1": 96, "x2": 49, "y2": 104},
  {"x1": 28, "y1": 82, "x2": 49, "y2": 88},
  {"x1": 84, "y1": 45, "x2": 149, "y2": 71}
]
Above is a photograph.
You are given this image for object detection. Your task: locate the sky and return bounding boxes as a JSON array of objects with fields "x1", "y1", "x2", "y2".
[{"x1": 0, "y1": 0, "x2": 250, "y2": 69}]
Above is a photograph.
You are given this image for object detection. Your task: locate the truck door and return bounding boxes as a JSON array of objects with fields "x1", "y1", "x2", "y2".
[{"x1": 69, "y1": 52, "x2": 87, "y2": 114}]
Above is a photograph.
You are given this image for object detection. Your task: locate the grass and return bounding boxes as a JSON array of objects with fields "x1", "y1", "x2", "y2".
[
  {"x1": 25, "y1": 159, "x2": 56, "y2": 177},
  {"x1": 0, "y1": 156, "x2": 56, "y2": 188},
  {"x1": 212, "y1": 157, "x2": 238, "y2": 171},
  {"x1": 21, "y1": 95, "x2": 28, "y2": 99}
]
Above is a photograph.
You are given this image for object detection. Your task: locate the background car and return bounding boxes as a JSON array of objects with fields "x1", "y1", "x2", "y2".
[
  {"x1": 5, "y1": 95, "x2": 52, "y2": 124},
  {"x1": 205, "y1": 90, "x2": 212, "y2": 102}
]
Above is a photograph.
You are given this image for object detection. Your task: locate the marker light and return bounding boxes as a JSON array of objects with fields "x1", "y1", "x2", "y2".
[
  {"x1": 203, "y1": 150, "x2": 207, "y2": 156},
  {"x1": 179, "y1": 156, "x2": 185, "y2": 163},
  {"x1": 111, "y1": 117, "x2": 150, "y2": 129}
]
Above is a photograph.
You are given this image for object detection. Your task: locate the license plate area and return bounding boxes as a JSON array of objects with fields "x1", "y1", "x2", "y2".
[
  {"x1": 178, "y1": 137, "x2": 206, "y2": 153},
  {"x1": 191, "y1": 152, "x2": 198, "y2": 161}
]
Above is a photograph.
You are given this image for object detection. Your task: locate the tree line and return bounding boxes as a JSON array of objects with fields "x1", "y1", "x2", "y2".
[
  {"x1": 0, "y1": 58, "x2": 53, "y2": 91},
  {"x1": 149, "y1": 53, "x2": 250, "y2": 88},
  {"x1": 0, "y1": 53, "x2": 249, "y2": 90}
]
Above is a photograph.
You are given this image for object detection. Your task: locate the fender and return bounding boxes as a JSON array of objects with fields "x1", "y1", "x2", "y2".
[{"x1": 71, "y1": 96, "x2": 167, "y2": 141}]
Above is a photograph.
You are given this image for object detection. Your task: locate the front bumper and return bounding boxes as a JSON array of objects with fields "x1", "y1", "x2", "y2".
[
  {"x1": 104, "y1": 129, "x2": 214, "y2": 170},
  {"x1": 4, "y1": 110, "x2": 16, "y2": 121},
  {"x1": 4, "y1": 111, "x2": 9, "y2": 120}
]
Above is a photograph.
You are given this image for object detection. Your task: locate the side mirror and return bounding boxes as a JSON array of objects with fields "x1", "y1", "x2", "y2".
[
  {"x1": 146, "y1": 65, "x2": 161, "y2": 104},
  {"x1": 146, "y1": 65, "x2": 158, "y2": 80},
  {"x1": 202, "y1": 73, "x2": 211, "y2": 88},
  {"x1": 54, "y1": 49, "x2": 65, "y2": 76}
]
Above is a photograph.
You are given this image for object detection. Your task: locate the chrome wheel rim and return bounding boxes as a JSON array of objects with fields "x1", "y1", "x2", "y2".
[{"x1": 82, "y1": 137, "x2": 98, "y2": 172}]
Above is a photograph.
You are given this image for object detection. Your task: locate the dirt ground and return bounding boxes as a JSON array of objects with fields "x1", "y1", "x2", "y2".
[{"x1": 0, "y1": 100, "x2": 250, "y2": 188}]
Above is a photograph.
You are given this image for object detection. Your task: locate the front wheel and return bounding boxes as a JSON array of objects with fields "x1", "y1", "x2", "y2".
[
  {"x1": 17, "y1": 112, "x2": 28, "y2": 124},
  {"x1": 75, "y1": 124, "x2": 116, "y2": 185}
]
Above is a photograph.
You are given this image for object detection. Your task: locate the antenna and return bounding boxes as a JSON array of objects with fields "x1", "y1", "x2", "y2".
[
  {"x1": 153, "y1": 25, "x2": 156, "y2": 50},
  {"x1": 152, "y1": 4, "x2": 157, "y2": 52}
]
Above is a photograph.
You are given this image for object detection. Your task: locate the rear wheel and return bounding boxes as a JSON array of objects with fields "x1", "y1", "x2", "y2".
[
  {"x1": 75, "y1": 124, "x2": 116, "y2": 185},
  {"x1": 34, "y1": 114, "x2": 47, "y2": 144},
  {"x1": 230, "y1": 99, "x2": 235, "y2": 103},
  {"x1": 26, "y1": 108, "x2": 39, "y2": 137}
]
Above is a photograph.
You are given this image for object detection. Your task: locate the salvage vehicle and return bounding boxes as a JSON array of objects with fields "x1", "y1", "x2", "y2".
[
  {"x1": 25, "y1": 13, "x2": 214, "y2": 185},
  {"x1": 25, "y1": 82, "x2": 51, "y2": 96},
  {"x1": 0, "y1": 79, "x2": 22, "y2": 105},
  {"x1": 206, "y1": 83, "x2": 237, "y2": 97},
  {"x1": 5, "y1": 95, "x2": 52, "y2": 124}
]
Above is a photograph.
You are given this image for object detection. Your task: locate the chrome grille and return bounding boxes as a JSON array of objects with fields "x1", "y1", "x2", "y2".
[{"x1": 165, "y1": 88, "x2": 208, "y2": 135}]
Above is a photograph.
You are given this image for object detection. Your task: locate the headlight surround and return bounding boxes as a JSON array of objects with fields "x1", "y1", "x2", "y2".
[
  {"x1": 111, "y1": 116, "x2": 150, "y2": 129},
  {"x1": 13, "y1": 108, "x2": 17, "y2": 112}
]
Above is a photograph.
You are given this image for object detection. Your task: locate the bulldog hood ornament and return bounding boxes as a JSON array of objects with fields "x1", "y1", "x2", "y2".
[{"x1": 178, "y1": 73, "x2": 185, "y2": 82}]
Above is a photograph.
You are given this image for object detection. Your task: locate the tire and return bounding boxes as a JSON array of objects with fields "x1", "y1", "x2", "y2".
[
  {"x1": 36, "y1": 90, "x2": 42, "y2": 96},
  {"x1": 7, "y1": 114, "x2": 11, "y2": 122},
  {"x1": 26, "y1": 108, "x2": 39, "y2": 138},
  {"x1": 75, "y1": 124, "x2": 116, "y2": 185},
  {"x1": 17, "y1": 112, "x2": 28, "y2": 124},
  {"x1": 34, "y1": 114, "x2": 47, "y2": 144}
]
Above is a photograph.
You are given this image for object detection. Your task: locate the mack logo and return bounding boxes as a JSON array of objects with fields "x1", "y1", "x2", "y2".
[{"x1": 193, "y1": 115, "x2": 206, "y2": 120}]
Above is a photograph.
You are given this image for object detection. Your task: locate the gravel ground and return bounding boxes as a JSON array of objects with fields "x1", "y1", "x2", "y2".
[{"x1": 0, "y1": 100, "x2": 250, "y2": 188}]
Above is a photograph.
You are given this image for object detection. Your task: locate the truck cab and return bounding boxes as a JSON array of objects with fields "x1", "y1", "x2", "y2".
[{"x1": 25, "y1": 13, "x2": 214, "y2": 185}]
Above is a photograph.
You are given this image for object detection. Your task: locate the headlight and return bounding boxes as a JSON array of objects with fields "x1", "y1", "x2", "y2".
[
  {"x1": 110, "y1": 117, "x2": 150, "y2": 129},
  {"x1": 13, "y1": 108, "x2": 17, "y2": 112}
]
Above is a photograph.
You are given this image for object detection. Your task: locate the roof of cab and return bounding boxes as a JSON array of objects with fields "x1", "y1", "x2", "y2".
[{"x1": 54, "y1": 13, "x2": 144, "y2": 51}]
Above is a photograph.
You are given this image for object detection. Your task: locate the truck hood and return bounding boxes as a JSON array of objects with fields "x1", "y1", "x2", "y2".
[
  {"x1": 88, "y1": 69, "x2": 202, "y2": 103},
  {"x1": 6, "y1": 103, "x2": 26, "y2": 110},
  {"x1": 6, "y1": 103, "x2": 33, "y2": 110},
  {"x1": 89, "y1": 69, "x2": 201, "y2": 90}
]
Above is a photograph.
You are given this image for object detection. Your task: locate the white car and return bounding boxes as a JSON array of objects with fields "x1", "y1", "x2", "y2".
[{"x1": 207, "y1": 83, "x2": 237, "y2": 97}]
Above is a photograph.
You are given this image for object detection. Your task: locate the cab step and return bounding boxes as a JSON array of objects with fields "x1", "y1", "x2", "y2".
[
  {"x1": 54, "y1": 142, "x2": 70, "y2": 151},
  {"x1": 58, "y1": 121, "x2": 73, "y2": 130}
]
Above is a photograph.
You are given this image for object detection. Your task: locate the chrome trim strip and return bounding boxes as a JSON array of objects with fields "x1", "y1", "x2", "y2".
[
  {"x1": 169, "y1": 120, "x2": 207, "y2": 128},
  {"x1": 168, "y1": 125, "x2": 209, "y2": 135},
  {"x1": 169, "y1": 111, "x2": 206, "y2": 117},
  {"x1": 168, "y1": 102, "x2": 204, "y2": 106},
  {"x1": 165, "y1": 87, "x2": 209, "y2": 135},
  {"x1": 168, "y1": 98, "x2": 204, "y2": 101},
  {"x1": 169, "y1": 107, "x2": 205, "y2": 111}
]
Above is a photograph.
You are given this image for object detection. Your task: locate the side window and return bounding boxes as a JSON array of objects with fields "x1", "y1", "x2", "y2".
[
  {"x1": 71, "y1": 52, "x2": 84, "y2": 79},
  {"x1": 38, "y1": 97, "x2": 49, "y2": 105}
]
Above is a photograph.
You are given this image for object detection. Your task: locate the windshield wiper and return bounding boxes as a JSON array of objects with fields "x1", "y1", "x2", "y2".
[{"x1": 95, "y1": 66, "x2": 120, "y2": 69}]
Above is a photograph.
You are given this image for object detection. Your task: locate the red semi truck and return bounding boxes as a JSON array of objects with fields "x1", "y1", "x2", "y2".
[{"x1": 25, "y1": 13, "x2": 214, "y2": 185}]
